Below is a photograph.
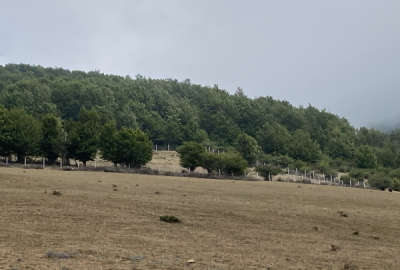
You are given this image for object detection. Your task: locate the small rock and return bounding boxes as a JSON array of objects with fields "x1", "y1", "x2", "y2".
[
  {"x1": 337, "y1": 210, "x2": 348, "y2": 217},
  {"x1": 155, "y1": 191, "x2": 160, "y2": 195},
  {"x1": 112, "y1": 184, "x2": 117, "y2": 188},
  {"x1": 313, "y1": 226, "x2": 319, "y2": 231},
  {"x1": 186, "y1": 259, "x2": 195, "y2": 264},
  {"x1": 352, "y1": 231, "x2": 359, "y2": 236},
  {"x1": 130, "y1": 256, "x2": 144, "y2": 262},
  {"x1": 113, "y1": 188, "x2": 118, "y2": 191},
  {"x1": 372, "y1": 235, "x2": 380, "y2": 240}
]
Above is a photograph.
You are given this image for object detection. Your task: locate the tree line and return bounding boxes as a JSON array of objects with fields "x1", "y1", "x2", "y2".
[
  {"x1": 0, "y1": 107, "x2": 153, "y2": 168},
  {"x1": 1, "y1": 64, "x2": 400, "y2": 190}
]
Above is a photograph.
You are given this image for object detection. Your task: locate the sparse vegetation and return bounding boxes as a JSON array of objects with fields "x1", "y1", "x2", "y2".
[{"x1": 0, "y1": 168, "x2": 398, "y2": 269}]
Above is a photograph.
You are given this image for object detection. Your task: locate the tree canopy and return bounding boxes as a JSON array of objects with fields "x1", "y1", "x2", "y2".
[{"x1": 1, "y1": 63, "x2": 400, "y2": 180}]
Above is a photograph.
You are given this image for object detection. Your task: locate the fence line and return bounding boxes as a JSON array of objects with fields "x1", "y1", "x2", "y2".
[{"x1": 0, "y1": 155, "x2": 368, "y2": 189}]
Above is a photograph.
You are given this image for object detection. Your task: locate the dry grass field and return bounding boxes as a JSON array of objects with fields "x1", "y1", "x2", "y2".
[{"x1": 0, "y1": 167, "x2": 399, "y2": 270}]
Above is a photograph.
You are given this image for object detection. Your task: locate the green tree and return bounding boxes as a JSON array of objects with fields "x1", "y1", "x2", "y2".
[
  {"x1": 288, "y1": 130, "x2": 321, "y2": 163},
  {"x1": 177, "y1": 141, "x2": 205, "y2": 171},
  {"x1": 256, "y1": 122, "x2": 291, "y2": 155},
  {"x1": 5, "y1": 109, "x2": 42, "y2": 161},
  {"x1": 256, "y1": 164, "x2": 282, "y2": 180},
  {"x1": 0, "y1": 106, "x2": 13, "y2": 157},
  {"x1": 113, "y1": 128, "x2": 153, "y2": 168},
  {"x1": 354, "y1": 145, "x2": 377, "y2": 169},
  {"x1": 99, "y1": 121, "x2": 118, "y2": 164},
  {"x1": 235, "y1": 133, "x2": 261, "y2": 166},
  {"x1": 40, "y1": 115, "x2": 64, "y2": 164},
  {"x1": 219, "y1": 151, "x2": 248, "y2": 176},
  {"x1": 200, "y1": 151, "x2": 220, "y2": 174},
  {"x1": 369, "y1": 173, "x2": 393, "y2": 190},
  {"x1": 66, "y1": 110, "x2": 100, "y2": 166},
  {"x1": 375, "y1": 143, "x2": 398, "y2": 168}
]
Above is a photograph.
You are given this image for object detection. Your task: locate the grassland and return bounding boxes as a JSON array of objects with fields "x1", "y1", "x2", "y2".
[{"x1": 0, "y1": 167, "x2": 399, "y2": 270}]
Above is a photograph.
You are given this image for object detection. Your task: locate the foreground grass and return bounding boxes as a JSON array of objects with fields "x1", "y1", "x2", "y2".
[{"x1": 0, "y1": 168, "x2": 399, "y2": 269}]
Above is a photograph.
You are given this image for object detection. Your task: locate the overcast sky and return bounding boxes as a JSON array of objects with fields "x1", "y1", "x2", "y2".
[{"x1": 1, "y1": 1, "x2": 399, "y2": 127}]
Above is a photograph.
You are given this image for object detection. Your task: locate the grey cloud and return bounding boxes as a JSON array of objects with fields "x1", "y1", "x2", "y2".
[{"x1": 1, "y1": 0, "x2": 399, "y2": 127}]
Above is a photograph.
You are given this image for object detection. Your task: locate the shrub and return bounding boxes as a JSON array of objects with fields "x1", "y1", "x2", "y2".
[
  {"x1": 368, "y1": 174, "x2": 393, "y2": 190},
  {"x1": 219, "y1": 151, "x2": 248, "y2": 176},
  {"x1": 160, "y1": 215, "x2": 181, "y2": 223}
]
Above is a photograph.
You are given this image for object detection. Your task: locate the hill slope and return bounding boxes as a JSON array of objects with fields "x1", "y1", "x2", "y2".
[
  {"x1": 0, "y1": 64, "x2": 356, "y2": 156},
  {"x1": 3, "y1": 63, "x2": 400, "y2": 178},
  {"x1": 1, "y1": 167, "x2": 399, "y2": 269}
]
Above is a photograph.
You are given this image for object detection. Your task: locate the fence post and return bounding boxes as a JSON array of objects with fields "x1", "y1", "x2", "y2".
[
  {"x1": 168, "y1": 144, "x2": 170, "y2": 151},
  {"x1": 24, "y1": 157, "x2": 27, "y2": 168},
  {"x1": 6, "y1": 156, "x2": 8, "y2": 167},
  {"x1": 155, "y1": 144, "x2": 158, "y2": 152},
  {"x1": 60, "y1": 157, "x2": 63, "y2": 169},
  {"x1": 42, "y1": 157, "x2": 45, "y2": 169}
]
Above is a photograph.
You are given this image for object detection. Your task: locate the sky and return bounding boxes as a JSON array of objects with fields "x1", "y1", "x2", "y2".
[{"x1": 0, "y1": 0, "x2": 399, "y2": 128}]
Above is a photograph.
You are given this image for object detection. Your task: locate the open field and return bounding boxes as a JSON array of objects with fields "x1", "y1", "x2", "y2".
[{"x1": 0, "y1": 168, "x2": 399, "y2": 269}]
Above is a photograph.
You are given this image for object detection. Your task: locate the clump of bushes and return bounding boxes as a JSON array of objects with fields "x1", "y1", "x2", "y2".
[{"x1": 160, "y1": 215, "x2": 181, "y2": 223}]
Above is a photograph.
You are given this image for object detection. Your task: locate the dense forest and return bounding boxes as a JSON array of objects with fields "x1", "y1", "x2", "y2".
[{"x1": 0, "y1": 64, "x2": 400, "y2": 190}]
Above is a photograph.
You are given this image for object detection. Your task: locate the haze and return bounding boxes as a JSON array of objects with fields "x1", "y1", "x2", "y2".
[{"x1": 1, "y1": 0, "x2": 399, "y2": 128}]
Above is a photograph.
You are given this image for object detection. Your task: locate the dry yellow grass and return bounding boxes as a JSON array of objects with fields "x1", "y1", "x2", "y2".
[{"x1": 0, "y1": 167, "x2": 399, "y2": 270}]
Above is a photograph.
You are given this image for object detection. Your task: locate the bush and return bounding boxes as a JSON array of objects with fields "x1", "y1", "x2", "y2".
[
  {"x1": 219, "y1": 151, "x2": 248, "y2": 176},
  {"x1": 368, "y1": 174, "x2": 393, "y2": 190},
  {"x1": 160, "y1": 215, "x2": 181, "y2": 223}
]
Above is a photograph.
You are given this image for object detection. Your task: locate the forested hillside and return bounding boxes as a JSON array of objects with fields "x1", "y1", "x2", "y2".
[{"x1": 1, "y1": 64, "x2": 400, "y2": 190}]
